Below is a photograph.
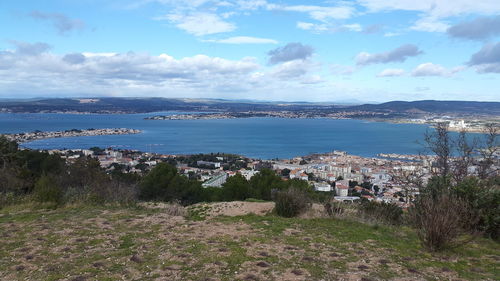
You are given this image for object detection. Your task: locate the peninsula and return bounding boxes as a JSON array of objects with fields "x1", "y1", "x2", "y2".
[{"x1": 3, "y1": 128, "x2": 142, "y2": 143}]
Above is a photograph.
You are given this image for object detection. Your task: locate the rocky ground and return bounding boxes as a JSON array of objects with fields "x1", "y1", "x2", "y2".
[{"x1": 0, "y1": 202, "x2": 498, "y2": 281}]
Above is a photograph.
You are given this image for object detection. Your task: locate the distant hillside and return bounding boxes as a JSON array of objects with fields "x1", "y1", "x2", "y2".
[
  {"x1": 0, "y1": 98, "x2": 332, "y2": 113},
  {"x1": 0, "y1": 98, "x2": 498, "y2": 117},
  {"x1": 350, "y1": 100, "x2": 500, "y2": 116}
]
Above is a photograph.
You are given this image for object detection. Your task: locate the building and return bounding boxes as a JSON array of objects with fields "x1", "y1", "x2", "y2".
[
  {"x1": 334, "y1": 196, "x2": 360, "y2": 202},
  {"x1": 314, "y1": 182, "x2": 332, "y2": 192},
  {"x1": 197, "y1": 161, "x2": 221, "y2": 168},
  {"x1": 202, "y1": 173, "x2": 227, "y2": 188},
  {"x1": 239, "y1": 169, "x2": 259, "y2": 180},
  {"x1": 335, "y1": 180, "x2": 349, "y2": 197}
]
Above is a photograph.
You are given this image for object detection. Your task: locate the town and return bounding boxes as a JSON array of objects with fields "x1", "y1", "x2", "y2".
[
  {"x1": 40, "y1": 146, "x2": 464, "y2": 207},
  {"x1": 144, "y1": 110, "x2": 388, "y2": 120}
]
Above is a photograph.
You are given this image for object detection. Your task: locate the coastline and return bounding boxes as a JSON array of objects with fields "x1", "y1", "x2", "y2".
[{"x1": 3, "y1": 128, "x2": 142, "y2": 143}]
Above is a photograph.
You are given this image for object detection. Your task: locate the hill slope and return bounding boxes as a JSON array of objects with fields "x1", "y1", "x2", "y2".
[
  {"x1": 0, "y1": 203, "x2": 498, "y2": 281},
  {"x1": 0, "y1": 98, "x2": 499, "y2": 116}
]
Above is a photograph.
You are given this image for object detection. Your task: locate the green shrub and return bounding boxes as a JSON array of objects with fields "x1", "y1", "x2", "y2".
[
  {"x1": 324, "y1": 201, "x2": 345, "y2": 217},
  {"x1": 273, "y1": 188, "x2": 311, "y2": 218},
  {"x1": 409, "y1": 191, "x2": 473, "y2": 252},
  {"x1": 0, "y1": 192, "x2": 22, "y2": 209},
  {"x1": 139, "y1": 163, "x2": 203, "y2": 204},
  {"x1": 33, "y1": 174, "x2": 63, "y2": 205},
  {"x1": 358, "y1": 200, "x2": 403, "y2": 226},
  {"x1": 453, "y1": 176, "x2": 500, "y2": 241}
]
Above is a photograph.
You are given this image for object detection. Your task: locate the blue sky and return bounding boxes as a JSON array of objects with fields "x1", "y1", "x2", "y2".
[{"x1": 0, "y1": 0, "x2": 499, "y2": 102}]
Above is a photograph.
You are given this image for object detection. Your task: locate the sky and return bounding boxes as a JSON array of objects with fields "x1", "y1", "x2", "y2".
[{"x1": 0, "y1": 0, "x2": 499, "y2": 103}]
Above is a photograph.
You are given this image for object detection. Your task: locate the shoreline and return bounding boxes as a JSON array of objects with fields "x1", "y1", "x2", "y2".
[{"x1": 3, "y1": 128, "x2": 142, "y2": 143}]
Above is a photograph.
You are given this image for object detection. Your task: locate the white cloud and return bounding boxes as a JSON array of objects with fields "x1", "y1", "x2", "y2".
[
  {"x1": 377, "y1": 68, "x2": 405, "y2": 77},
  {"x1": 358, "y1": 0, "x2": 500, "y2": 32},
  {"x1": 410, "y1": 17, "x2": 450, "y2": 32},
  {"x1": 267, "y1": 4, "x2": 355, "y2": 21},
  {"x1": 356, "y1": 44, "x2": 422, "y2": 65},
  {"x1": 0, "y1": 41, "x2": 326, "y2": 99},
  {"x1": 467, "y1": 42, "x2": 500, "y2": 73},
  {"x1": 343, "y1": 24, "x2": 362, "y2": 32},
  {"x1": 447, "y1": 16, "x2": 500, "y2": 40},
  {"x1": 236, "y1": 0, "x2": 268, "y2": 10},
  {"x1": 358, "y1": 0, "x2": 500, "y2": 18},
  {"x1": 411, "y1": 63, "x2": 449, "y2": 77},
  {"x1": 203, "y1": 36, "x2": 278, "y2": 44},
  {"x1": 297, "y1": 22, "x2": 363, "y2": 33},
  {"x1": 162, "y1": 12, "x2": 236, "y2": 36},
  {"x1": 82, "y1": 52, "x2": 117, "y2": 57}
]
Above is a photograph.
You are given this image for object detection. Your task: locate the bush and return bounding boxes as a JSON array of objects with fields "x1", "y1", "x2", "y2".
[
  {"x1": 324, "y1": 201, "x2": 345, "y2": 217},
  {"x1": 409, "y1": 192, "x2": 474, "y2": 252},
  {"x1": 358, "y1": 200, "x2": 403, "y2": 226},
  {"x1": 164, "y1": 201, "x2": 187, "y2": 216},
  {"x1": 139, "y1": 163, "x2": 203, "y2": 204},
  {"x1": 453, "y1": 176, "x2": 500, "y2": 241},
  {"x1": 0, "y1": 192, "x2": 23, "y2": 209},
  {"x1": 273, "y1": 188, "x2": 311, "y2": 218},
  {"x1": 33, "y1": 174, "x2": 63, "y2": 205}
]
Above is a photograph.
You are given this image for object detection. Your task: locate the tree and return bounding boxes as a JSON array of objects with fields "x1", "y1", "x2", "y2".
[
  {"x1": 221, "y1": 173, "x2": 252, "y2": 201},
  {"x1": 33, "y1": 174, "x2": 63, "y2": 205},
  {"x1": 139, "y1": 163, "x2": 202, "y2": 204},
  {"x1": 249, "y1": 168, "x2": 286, "y2": 200},
  {"x1": 424, "y1": 122, "x2": 452, "y2": 178},
  {"x1": 0, "y1": 136, "x2": 18, "y2": 169},
  {"x1": 477, "y1": 123, "x2": 499, "y2": 179},
  {"x1": 280, "y1": 168, "x2": 291, "y2": 177},
  {"x1": 451, "y1": 129, "x2": 476, "y2": 183}
]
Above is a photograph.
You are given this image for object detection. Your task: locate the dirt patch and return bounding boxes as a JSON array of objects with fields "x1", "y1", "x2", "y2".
[{"x1": 194, "y1": 201, "x2": 275, "y2": 218}]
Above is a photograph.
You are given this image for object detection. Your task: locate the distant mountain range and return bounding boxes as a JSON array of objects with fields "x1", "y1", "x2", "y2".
[{"x1": 0, "y1": 98, "x2": 498, "y2": 117}]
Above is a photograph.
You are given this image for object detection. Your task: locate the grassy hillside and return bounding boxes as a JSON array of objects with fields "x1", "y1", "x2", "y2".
[{"x1": 0, "y1": 203, "x2": 498, "y2": 281}]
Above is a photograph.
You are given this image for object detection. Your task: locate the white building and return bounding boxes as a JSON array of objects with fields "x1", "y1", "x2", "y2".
[
  {"x1": 202, "y1": 173, "x2": 227, "y2": 188},
  {"x1": 335, "y1": 180, "x2": 349, "y2": 197},
  {"x1": 314, "y1": 182, "x2": 332, "y2": 192}
]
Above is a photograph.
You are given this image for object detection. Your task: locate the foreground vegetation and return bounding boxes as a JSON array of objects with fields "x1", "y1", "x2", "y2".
[
  {"x1": 0, "y1": 203, "x2": 498, "y2": 281},
  {"x1": 0, "y1": 123, "x2": 499, "y2": 280}
]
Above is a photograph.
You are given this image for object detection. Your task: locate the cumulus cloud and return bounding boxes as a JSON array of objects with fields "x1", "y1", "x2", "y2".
[
  {"x1": 0, "y1": 41, "x2": 325, "y2": 99},
  {"x1": 268, "y1": 43, "x2": 313, "y2": 65},
  {"x1": 355, "y1": 44, "x2": 422, "y2": 65},
  {"x1": 270, "y1": 59, "x2": 317, "y2": 79},
  {"x1": 411, "y1": 17, "x2": 449, "y2": 32},
  {"x1": 162, "y1": 12, "x2": 236, "y2": 36},
  {"x1": 447, "y1": 16, "x2": 500, "y2": 40},
  {"x1": 203, "y1": 36, "x2": 278, "y2": 44},
  {"x1": 412, "y1": 63, "x2": 449, "y2": 77},
  {"x1": 467, "y1": 42, "x2": 500, "y2": 73},
  {"x1": 358, "y1": 0, "x2": 500, "y2": 32},
  {"x1": 377, "y1": 68, "x2": 405, "y2": 77},
  {"x1": 29, "y1": 11, "x2": 85, "y2": 35},
  {"x1": 0, "y1": 43, "x2": 262, "y2": 95},
  {"x1": 358, "y1": 0, "x2": 500, "y2": 18}
]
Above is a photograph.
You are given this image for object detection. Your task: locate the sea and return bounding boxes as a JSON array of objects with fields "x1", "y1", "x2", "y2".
[{"x1": 0, "y1": 112, "x2": 449, "y2": 159}]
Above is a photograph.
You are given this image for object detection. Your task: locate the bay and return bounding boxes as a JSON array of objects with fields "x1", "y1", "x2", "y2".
[{"x1": 0, "y1": 112, "x2": 433, "y2": 159}]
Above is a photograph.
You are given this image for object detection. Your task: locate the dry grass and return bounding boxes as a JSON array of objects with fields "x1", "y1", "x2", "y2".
[{"x1": 0, "y1": 202, "x2": 498, "y2": 281}]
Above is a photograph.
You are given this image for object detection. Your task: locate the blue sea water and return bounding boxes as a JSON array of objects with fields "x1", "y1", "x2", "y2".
[{"x1": 0, "y1": 113, "x2": 436, "y2": 159}]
